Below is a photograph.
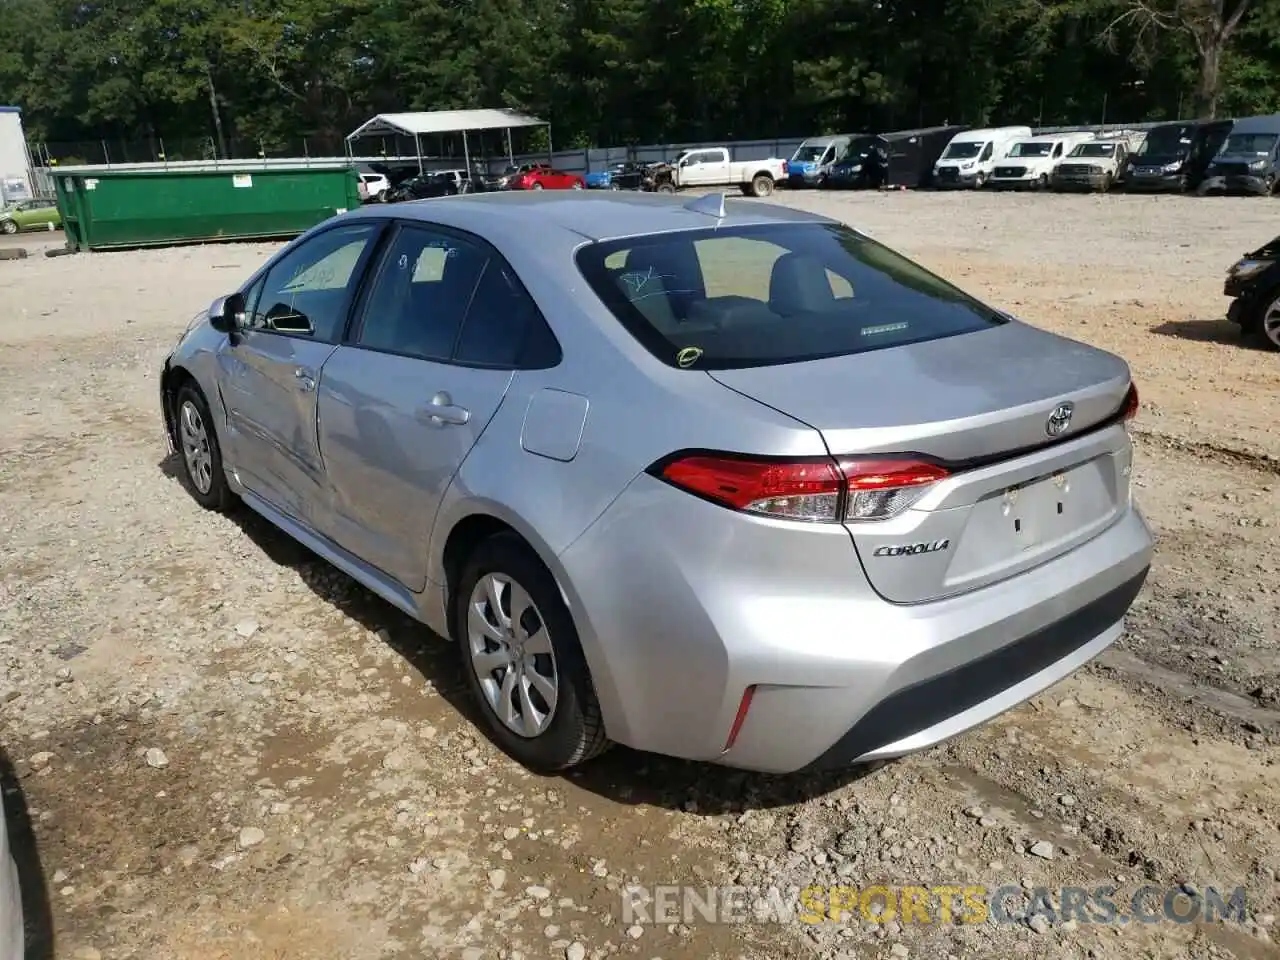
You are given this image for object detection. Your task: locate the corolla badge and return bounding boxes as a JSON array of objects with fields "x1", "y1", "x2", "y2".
[{"x1": 1045, "y1": 402, "x2": 1074, "y2": 437}]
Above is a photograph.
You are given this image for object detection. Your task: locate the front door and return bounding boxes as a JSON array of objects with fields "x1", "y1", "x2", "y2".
[
  {"x1": 218, "y1": 221, "x2": 383, "y2": 524},
  {"x1": 315, "y1": 223, "x2": 543, "y2": 589}
]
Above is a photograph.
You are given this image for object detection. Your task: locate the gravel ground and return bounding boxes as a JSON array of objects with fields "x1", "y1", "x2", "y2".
[{"x1": 1, "y1": 190, "x2": 1278, "y2": 960}]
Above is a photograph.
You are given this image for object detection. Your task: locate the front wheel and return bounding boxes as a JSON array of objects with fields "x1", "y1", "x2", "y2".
[
  {"x1": 655, "y1": 181, "x2": 677, "y2": 194},
  {"x1": 173, "y1": 382, "x2": 236, "y2": 511},
  {"x1": 531, "y1": 182, "x2": 544, "y2": 191},
  {"x1": 455, "y1": 534, "x2": 610, "y2": 772},
  {"x1": 1099, "y1": 172, "x2": 1114, "y2": 193},
  {"x1": 973, "y1": 172, "x2": 987, "y2": 189},
  {"x1": 749, "y1": 174, "x2": 774, "y2": 198},
  {"x1": 571, "y1": 181, "x2": 584, "y2": 190},
  {"x1": 1036, "y1": 174, "x2": 1048, "y2": 190},
  {"x1": 1246, "y1": 290, "x2": 1280, "y2": 352}
]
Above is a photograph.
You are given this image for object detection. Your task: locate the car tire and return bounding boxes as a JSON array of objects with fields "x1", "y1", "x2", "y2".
[
  {"x1": 1037, "y1": 174, "x2": 1049, "y2": 190},
  {"x1": 173, "y1": 381, "x2": 236, "y2": 511},
  {"x1": 1100, "y1": 172, "x2": 1114, "y2": 193},
  {"x1": 1, "y1": 220, "x2": 17, "y2": 235},
  {"x1": 749, "y1": 174, "x2": 774, "y2": 198},
  {"x1": 455, "y1": 533, "x2": 610, "y2": 772},
  {"x1": 974, "y1": 172, "x2": 987, "y2": 189},
  {"x1": 609, "y1": 183, "x2": 620, "y2": 191},
  {"x1": 531, "y1": 183, "x2": 544, "y2": 191},
  {"x1": 1245, "y1": 289, "x2": 1280, "y2": 352},
  {"x1": 655, "y1": 181, "x2": 677, "y2": 195}
]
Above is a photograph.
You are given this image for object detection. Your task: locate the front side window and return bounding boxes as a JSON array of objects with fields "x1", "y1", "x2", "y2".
[
  {"x1": 246, "y1": 223, "x2": 380, "y2": 341},
  {"x1": 355, "y1": 225, "x2": 488, "y2": 361},
  {"x1": 576, "y1": 222, "x2": 1003, "y2": 370}
]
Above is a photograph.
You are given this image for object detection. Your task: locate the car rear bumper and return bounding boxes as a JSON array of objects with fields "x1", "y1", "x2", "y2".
[{"x1": 558, "y1": 472, "x2": 1154, "y2": 774}]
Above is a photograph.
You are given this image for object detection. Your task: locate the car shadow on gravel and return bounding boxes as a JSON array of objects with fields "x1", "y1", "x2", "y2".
[
  {"x1": 1, "y1": 748, "x2": 54, "y2": 960},
  {"x1": 1149, "y1": 317, "x2": 1248, "y2": 345},
  {"x1": 160, "y1": 454, "x2": 882, "y2": 812}
]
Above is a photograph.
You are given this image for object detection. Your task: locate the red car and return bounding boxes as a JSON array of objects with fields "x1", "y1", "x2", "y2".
[{"x1": 508, "y1": 164, "x2": 586, "y2": 191}]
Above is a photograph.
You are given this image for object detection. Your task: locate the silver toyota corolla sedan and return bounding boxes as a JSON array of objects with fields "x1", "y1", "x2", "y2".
[{"x1": 160, "y1": 191, "x2": 1153, "y2": 774}]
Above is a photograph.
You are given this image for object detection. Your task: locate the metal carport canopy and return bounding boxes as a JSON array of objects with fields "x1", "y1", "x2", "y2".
[{"x1": 346, "y1": 109, "x2": 549, "y2": 173}]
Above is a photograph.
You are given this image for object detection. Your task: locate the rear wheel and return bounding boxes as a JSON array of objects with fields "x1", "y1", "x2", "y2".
[
  {"x1": 1, "y1": 220, "x2": 16, "y2": 235},
  {"x1": 609, "y1": 182, "x2": 620, "y2": 191},
  {"x1": 749, "y1": 173, "x2": 774, "y2": 198},
  {"x1": 571, "y1": 181, "x2": 584, "y2": 190},
  {"x1": 455, "y1": 534, "x2": 610, "y2": 772}
]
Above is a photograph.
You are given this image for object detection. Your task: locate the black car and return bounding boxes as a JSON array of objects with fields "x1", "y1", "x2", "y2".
[
  {"x1": 1124, "y1": 120, "x2": 1234, "y2": 193},
  {"x1": 1224, "y1": 234, "x2": 1280, "y2": 350},
  {"x1": 820, "y1": 126, "x2": 967, "y2": 190},
  {"x1": 386, "y1": 171, "x2": 474, "y2": 202},
  {"x1": 611, "y1": 161, "x2": 665, "y2": 191}
]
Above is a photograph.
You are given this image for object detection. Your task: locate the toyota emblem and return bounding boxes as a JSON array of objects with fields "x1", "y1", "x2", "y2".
[{"x1": 1045, "y1": 402, "x2": 1074, "y2": 437}]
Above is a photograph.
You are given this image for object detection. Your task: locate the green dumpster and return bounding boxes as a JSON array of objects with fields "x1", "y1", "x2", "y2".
[{"x1": 52, "y1": 159, "x2": 362, "y2": 252}]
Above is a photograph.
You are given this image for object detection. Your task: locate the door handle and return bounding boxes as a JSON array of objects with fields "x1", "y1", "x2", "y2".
[
  {"x1": 421, "y1": 391, "x2": 471, "y2": 426},
  {"x1": 294, "y1": 367, "x2": 316, "y2": 392}
]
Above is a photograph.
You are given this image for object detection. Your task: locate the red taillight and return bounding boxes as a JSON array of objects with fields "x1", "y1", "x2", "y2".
[
  {"x1": 654, "y1": 453, "x2": 948, "y2": 522},
  {"x1": 837, "y1": 457, "x2": 951, "y2": 521},
  {"x1": 1121, "y1": 382, "x2": 1139, "y2": 421}
]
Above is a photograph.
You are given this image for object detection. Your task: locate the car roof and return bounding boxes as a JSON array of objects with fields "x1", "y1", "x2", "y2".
[{"x1": 361, "y1": 191, "x2": 834, "y2": 243}]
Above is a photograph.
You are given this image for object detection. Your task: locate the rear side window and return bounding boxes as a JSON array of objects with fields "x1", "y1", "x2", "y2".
[{"x1": 575, "y1": 222, "x2": 1003, "y2": 370}]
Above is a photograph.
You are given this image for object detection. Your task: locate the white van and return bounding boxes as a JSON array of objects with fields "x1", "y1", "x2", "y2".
[
  {"x1": 932, "y1": 126, "x2": 1033, "y2": 188},
  {"x1": 989, "y1": 131, "x2": 1096, "y2": 190}
]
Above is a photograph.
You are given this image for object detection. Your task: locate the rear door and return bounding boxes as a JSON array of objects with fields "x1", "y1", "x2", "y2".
[
  {"x1": 314, "y1": 222, "x2": 542, "y2": 590},
  {"x1": 218, "y1": 221, "x2": 384, "y2": 524}
]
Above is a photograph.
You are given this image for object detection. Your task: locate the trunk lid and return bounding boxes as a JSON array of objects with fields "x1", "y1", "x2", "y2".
[{"x1": 708, "y1": 322, "x2": 1135, "y2": 603}]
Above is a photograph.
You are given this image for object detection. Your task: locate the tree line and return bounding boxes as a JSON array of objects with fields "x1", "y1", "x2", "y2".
[{"x1": 0, "y1": 0, "x2": 1275, "y2": 161}]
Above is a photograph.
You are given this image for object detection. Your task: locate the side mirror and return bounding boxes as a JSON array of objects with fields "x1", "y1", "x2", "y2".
[{"x1": 209, "y1": 292, "x2": 245, "y2": 333}]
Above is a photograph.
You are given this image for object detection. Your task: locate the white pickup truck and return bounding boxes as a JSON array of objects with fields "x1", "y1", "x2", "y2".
[{"x1": 651, "y1": 146, "x2": 788, "y2": 197}]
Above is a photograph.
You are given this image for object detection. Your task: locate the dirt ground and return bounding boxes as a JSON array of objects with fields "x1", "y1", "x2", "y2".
[{"x1": 1, "y1": 190, "x2": 1278, "y2": 960}]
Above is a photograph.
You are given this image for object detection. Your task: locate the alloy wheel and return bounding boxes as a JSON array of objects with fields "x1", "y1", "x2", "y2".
[
  {"x1": 1263, "y1": 294, "x2": 1280, "y2": 349},
  {"x1": 179, "y1": 399, "x2": 214, "y2": 494},
  {"x1": 467, "y1": 573, "x2": 559, "y2": 738}
]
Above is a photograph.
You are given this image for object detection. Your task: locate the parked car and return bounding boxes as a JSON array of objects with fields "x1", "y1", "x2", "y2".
[
  {"x1": 821, "y1": 126, "x2": 966, "y2": 190},
  {"x1": 507, "y1": 166, "x2": 585, "y2": 191},
  {"x1": 485, "y1": 163, "x2": 547, "y2": 191},
  {"x1": 1123, "y1": 120, "x2": 1233, "y2": 193},
  {"x1": 159, "y1": 191, "x2": 1153, "y2": 775},
  {"x1": 1198, "y1": 113, "x2": 1280, "y2": 196},
  {"x1": 1, "y1": 790, "x2": 22, "y2": 960},
  {"x1": 988, "y1": 132, "x2": 1096, "y2": 190},
  {"x1": 386, "y1": 170, "x2": 475, "y2": 203},
  {"x1": 0, "y1": 198, "x2": 61, "y2": 234},
  {"x1": 610, "y1": 162, "x2": 664, "y2": 192},
  {"x1": 786, "y1": 135, "x2": 857, "y2": 188},
  {"x1": 357, "y1": 172, "x2": 391, "y2": 203},
  {"x1": 932, "y1": 126, "x2": 1033, "y2": 188},
  {"x1": 650, "y1": 146, "x2": 787, "y2": 197},
  {"x1": 584, "y1": 163, "x2": 627, "y2": 190},
  {"x1": 1224, "y1": 233, "x2": 1280, "y2": 350},
  {"x1": 1050, "y1": 133, "x2": 1143, "y2": 192}
]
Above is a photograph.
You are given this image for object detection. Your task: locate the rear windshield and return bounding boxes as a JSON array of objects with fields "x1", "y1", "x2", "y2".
[{"x1": 574, "y1": 222, "x2": 1004, "y2": 370}]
